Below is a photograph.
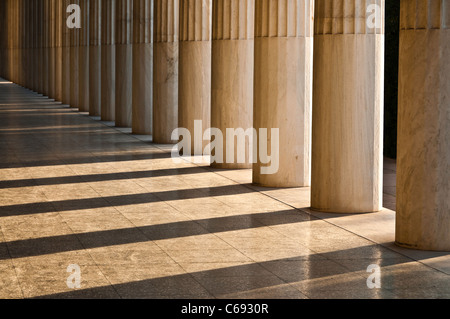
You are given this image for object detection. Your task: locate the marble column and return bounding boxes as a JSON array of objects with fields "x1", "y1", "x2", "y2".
[
  {"x1": 70, "y1": 0, "x2": 80, "y2": 108},
  {"x1": 253, "y1": 0, "x2": 313, "y2": 187},
  {"x1": 78, "y1": 0, "x2": 90, "y2": 112},
  {"x1": 178, "y1": 0, "x2": 212, "y2": 154},
  {"x1": 16, "y1": 0, "x2": 22, "y2": 86},
  {"x1": 62, "y1": 0, "x2": 72, "y2": 105},
  {"x1": 132, "y1": 0, "x2": 153, "y2": 134},
  {"x1": 153, "y1": 0, "x2": 179, "y2": 144},
  {"x1": 311, "y1": 0, "x2": 385, "y2": 213},
  {"x1": 0, "y1": 1, "x2": 4, "y2": 78},
  {"x1": 54, "y1": 0, "x2": 63, "y2": 101},
  {"x1": 48, "y1": 0, "x2": 56, "y2": 98},
  {"x1": 115, "y1": 0, "x2": 133, "y2": 127},
  {"x1": 89, "y1": 0, "x2": 101, "y2": 116},
  {"x1": 19, "y1": 0, "x2": 26, "y2": 87},
  {"x1": 29, "y1": 1, "x2": 35, "y2": 89},
  {"x1": 211, "y1": 0, "x2": 254, "y2": 168},
  {"x1": 101, "y1": 0, "x2": 116, "y2": 121},
  {"x1": 396, "y1": 1, "x2": 450, "y2": 251},
  {"x1": 43, "y1": 0, "x2": 50, "y2": 96}
]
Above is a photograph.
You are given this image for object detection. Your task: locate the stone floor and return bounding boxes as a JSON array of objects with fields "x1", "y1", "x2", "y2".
[{"x1": 0, "y1": 78, "x2": 449, "y2": 299}]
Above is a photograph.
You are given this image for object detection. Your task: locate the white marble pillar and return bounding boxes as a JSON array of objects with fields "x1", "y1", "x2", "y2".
[
  {"x1": 70, "y1": 0, "x2": 80, "y2": 108},
  {"x1": 0, "y1": 1, "x2": 4, "y2": 78},
  {"x1": 78, "y1": 0, "x2": 90, "y2": 112},
  {"x1": 101, "y1": 0, "x2": 116, "y2": 121},
  {"x1": 48, "y1": 0, "x2": 56, "y2": 98},
  {"x1": 62, "y1": 0, "x2": 72, "y2": 105},
  {"x1": 311, "y1": 0, "x2": 385, "y2": 213},
  {"x1": 132, "y1": 0, "x2": 153, "y2": 134},
  {"x1": 178, "y1": 0, "x2": 212, "y2": 154},
  {"x1": 153, "y1": 0, "x2": 179, "y2": 143},
  {"x1": 115, "y1": 0, "x2": 133, "y2": 127},
  {"x1": 20, "y1": 0, "x2": 27, "y2": 88},
  {"x1": 16, "y1": 0, "x2": 22, "y2": 86},
  {"x1": 54, "y1": 0, "x2": 63, "y2": 101},
  {"x1": 89, "y1": 0, "x2": 102, "y2": 116},
  {"x1": 396, "y1": 0, "x2": 450, "y2": 251},
  {"x1": 32, "y1": 0, "x2": 39, "y2": 92},
  {"x1": 253, "y1": 0, "x2": 313, "y2": 187},
  {"x1": 211, "y1": 0, "x2": 254, "y2": 168},
  {"x1": 42, "y1": 0, "x2": 50, "y2": 95}
]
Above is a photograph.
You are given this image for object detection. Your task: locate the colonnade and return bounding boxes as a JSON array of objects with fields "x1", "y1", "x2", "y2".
[{"x1": 0, "y1": 0, "x2": 449, "y2": 252}]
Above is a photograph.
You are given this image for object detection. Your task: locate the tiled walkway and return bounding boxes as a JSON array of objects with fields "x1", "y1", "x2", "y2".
[{"x1": 0, "y1": 79, "x2": 449, "y2": 299}]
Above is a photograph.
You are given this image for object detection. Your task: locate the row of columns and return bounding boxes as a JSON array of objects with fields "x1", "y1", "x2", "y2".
[{"x1": 0, "y1": 0, "x2": 448, "y2": 251}]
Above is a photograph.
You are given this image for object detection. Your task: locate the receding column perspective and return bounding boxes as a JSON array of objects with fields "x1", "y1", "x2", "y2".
[
  {"x1": 311, "y1": 0, "x2": 385, "y2": 213},
  {"x1": 253, "y1": 0, "x2": 314, "y2": 187},
  {"x1": 101, "y1": 0, "x2": 116, "y2": 121},
  {"x1": 211, "y1": 0, "x2": 254, "y2": 169},
  {"x1": 78, "y1": 0, "x2": 90, "y2": 112},
  {"x1": 132, "y1": 0, "x2": 153, "y2": 135},
  {"x1": 89, "y1": 0, "x2": 101, "y2": 116},
  {"x1": 153, "y1": 0, "x2": 179, "y2": 144},
  {"x1": 178, "y1": 0, "x2": 212, "y2": 154},
  {"x1": 396, "y1": 1, "x2": 450, "y2": 251},
  {"x1": 115, "y1": 0, "x2": 133, "y2": 127}
]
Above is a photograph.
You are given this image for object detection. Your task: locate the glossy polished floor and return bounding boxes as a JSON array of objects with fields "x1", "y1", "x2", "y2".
[{"x1": 0, "y1": 78, "x2": 449, "y2": 299}]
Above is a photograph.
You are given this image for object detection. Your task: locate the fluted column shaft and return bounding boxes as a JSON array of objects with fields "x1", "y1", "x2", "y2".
[
  {"x1": 115, "y1": 0, "x2": 133, "y2": 127},
  {"x1": 54, "y1": 0, "x2": 63, "y2": 101},
  {"x1": 153, "y1": 0, "x2": 179, "y2": 143},
  {"x1": 311, "y1": 0, "x2": 385, "y2": 212},
  {"x1": 89, "y1": 0, "x2": 102, "y2": 116},
  {"x1": 62, "y1": 0, "x2": 72, "y2": 104},
  {"x1": 253, "y1": 0, "x2": 314, "y2": 187},
  {"x1": 48, "y1": 0, "x2": 56, "y2": 98},
  {"x1": 396, "y1": 0, "x2": 450, "y2": 251},
  {"x1": 32, "y1": 0, "x2": 39, "y2": 92},
  {"x1": 178, "y1": 0, "x2": 212, "y2": 153},
  {"x1": 70, "y1": 0, "x2": 80, "y2": 107},
  {"x1": 0, "y1": 1, "x2": 4, "y2": 78},
  {"x1": 78, "y1": 0, "x2": 90, "y2": 112},
  {"x1": 43, "y1": 0, "x2": 50, "y2": 95},
  {"x1": 211, "y1": 0, "x2": 254, "y2": 168},
  {"x1": 101, "y1": 0, "x2": 116, "y2": 121},
  {"x1": 132, "y1": 0, "x2": 153, "y2": 134}
]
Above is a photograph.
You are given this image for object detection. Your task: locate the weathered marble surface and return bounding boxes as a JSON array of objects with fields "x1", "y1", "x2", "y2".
[
  {"x1": 311, "y1": 0, "x2": 385, "y2": 213},
  {"x1": 396, "y1": 0, "x2": 450, "y2": 251},
  {"x1": 54, "y1": 0, "x2": 63, "y2": 101},
  {"x1": 78, "y1": 0, "x2": 90, "y2": 113},
  {"x1": 132, "y1": 0, "x2": 153, "y2": 135},
  {"x1": 253, "y1": 0, "x2": 314, "y2": 187},
  {"x1": 211, "y1": 0, "x2": 254, "y2": 169},
  {"x1": 101, "y1": 0, "x2": 116, "y2": 121},
  {"x1": 69, "y1": 0, "x2": 80, "y2": 108},
  {"x1": 178, "y1": 0, "x2": 212, "y2": 154},
  {"x1": 62, "y1": 0, "x2": 72, "y2": 105},
  {"x1": 115, "y1": 0, "x2": 133, "y2": 127},
  {"x1": 153, "y1": 0, "x2": 179, "y2": 144},
  {"x1": 89, "y1": 0, "x2": 101, "y2": 116}
]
